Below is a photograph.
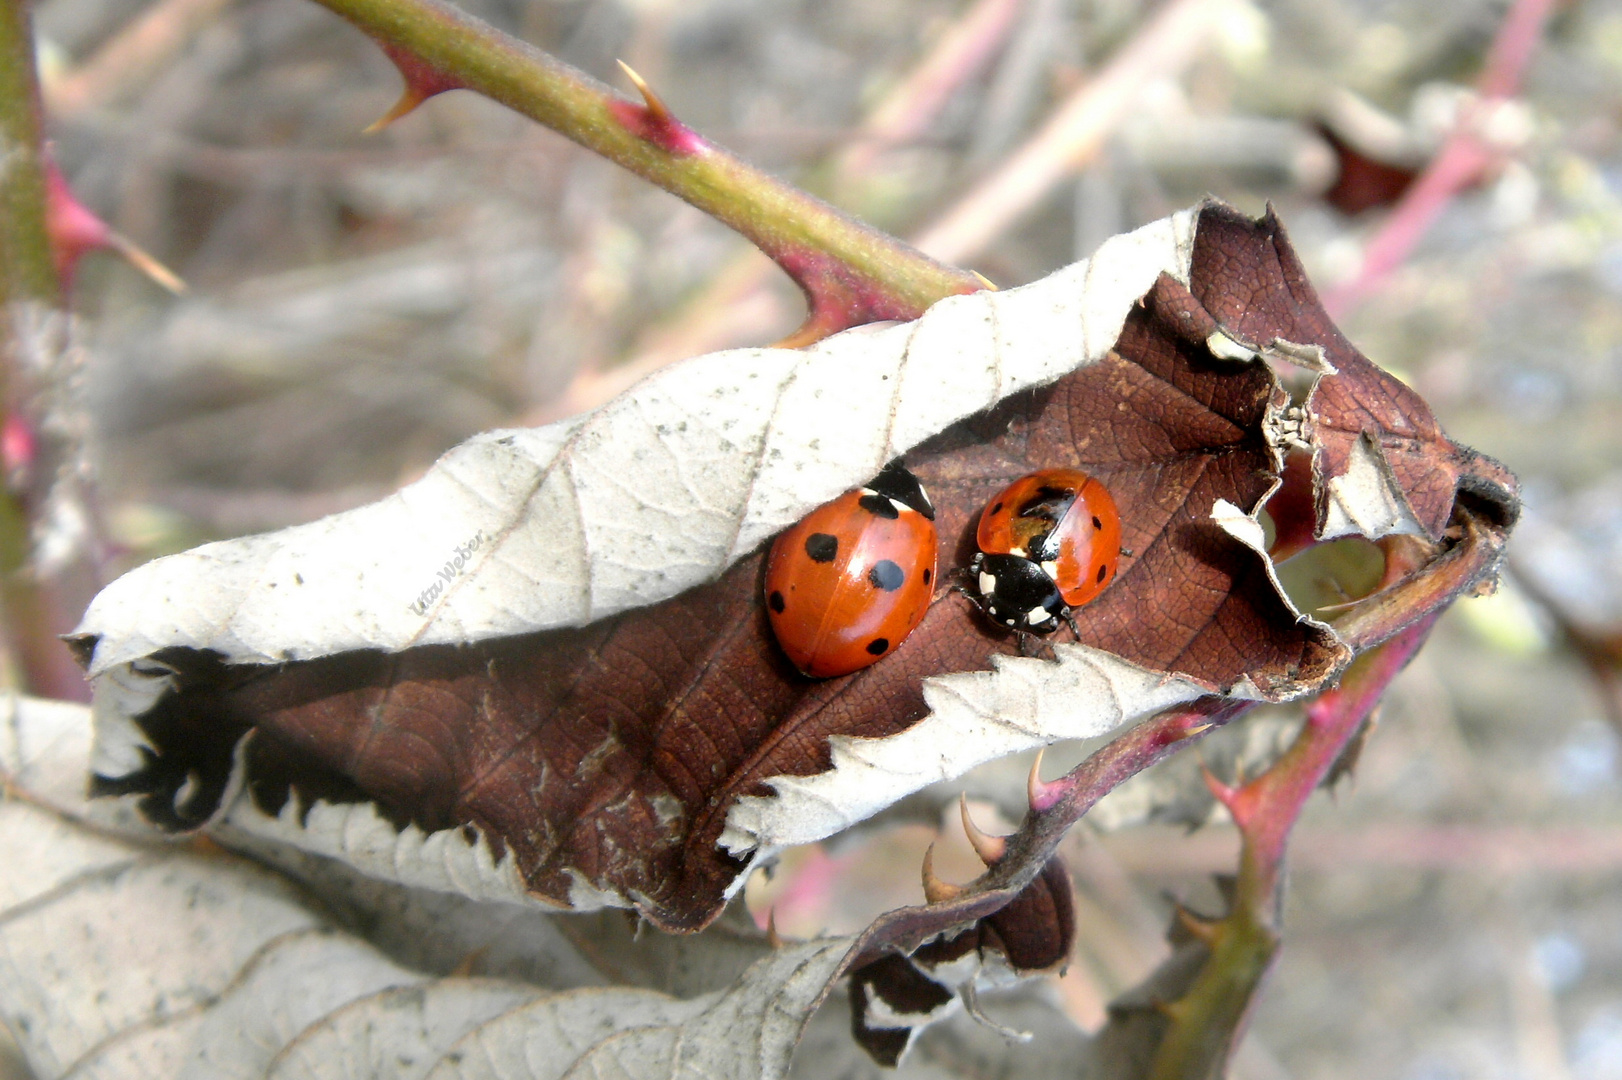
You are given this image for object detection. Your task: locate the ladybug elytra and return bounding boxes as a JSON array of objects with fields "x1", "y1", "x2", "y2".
[{"x1": 764, "y1": 462, "x2": 938, "y2": 678}]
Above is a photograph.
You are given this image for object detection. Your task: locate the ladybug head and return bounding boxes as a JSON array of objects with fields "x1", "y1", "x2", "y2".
[{"x1": 969, "y1": 552, "x2": 1065, "y2": 635}]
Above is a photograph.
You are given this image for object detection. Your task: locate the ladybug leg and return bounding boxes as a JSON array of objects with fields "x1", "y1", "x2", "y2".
[
  {"x1": 1062, "y1": 608, "x2": 1081, "y2": 640},
  {"x1": 1013, "y1": 626, "x2": 1062, "y2": 661}
]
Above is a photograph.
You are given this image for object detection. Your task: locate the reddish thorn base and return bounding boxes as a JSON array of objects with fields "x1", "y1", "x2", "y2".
[
  {"x1": 380, "y1": 41, "x2": 464, "y2": 99},
  {"x1": 43, "y1": 159, "x2": 113, "y2": 288},
  {"x1": 607, "y1": 99, "x2": 709, "y2": 157}
]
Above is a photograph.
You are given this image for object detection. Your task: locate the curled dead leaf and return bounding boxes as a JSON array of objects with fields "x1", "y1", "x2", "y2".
[{"x1": 70, "y1": 202, "x2": 1515, "y2": 939}]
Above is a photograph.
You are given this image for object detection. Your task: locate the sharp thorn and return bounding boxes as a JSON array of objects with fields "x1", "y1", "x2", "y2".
[
  {"x1": 765, "y1": 907, "x2": 783, "y2": 948},
  {"x1": 961, "y1": 981, "x2": 1032, "y2": 1041},
  {"x1": 921, "y1": 842, "x2": 962, "y2": 904},
  {"x1": 771, "y1": 319, "x2": 824, "y2": 350},
  {"x1": 1027, "y1": 748, "x2": 1061, "y2": 812},
  {"x1": 959, "y1": 793, "x2": 1007, "y2": 867},
  {"x1": 108, "y1": 233, "x2": 186, "y2": 294},
  {"x1": 364, "y1": 88, "x2": 429, "y2": 134},
  {"x1": 971, "y1": 270, "x2": 999, "y2": 292},
  {"x1": 1152, "y1": 996, "x2": 1188, "y2": 1021},
  {"x1": 1173, "y1": 903, "x2": 1224, "y2": 948},
  {"x1": 1201, "y1": 763, "x2": 1239, "y2": 810},
  {"x1": 616, "y1": 60, "x2": 672, "y2": 121}
]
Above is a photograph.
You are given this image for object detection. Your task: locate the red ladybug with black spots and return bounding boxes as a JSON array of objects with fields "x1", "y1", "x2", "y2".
[
  {"x1": 969, "y1": 467, "x2": 1122, "y2": 635},
  {"x1": 765, "y1": 462, "x2": 938, "y2": 678}
]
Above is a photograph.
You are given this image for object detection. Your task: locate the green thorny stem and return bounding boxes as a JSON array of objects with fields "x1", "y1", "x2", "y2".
[
  {"x1": 0, "y1": 0, "x2": 55, "y2": 307},
  {"x1": 0, "y1": 0, "x2": 87, "y2": 699},
  {"x1": 1145, "y1": 615, "x2": 1441, "y2": 1080},
  {"x1": 310, "y1": 0, "x2": 987, "y2": 347}
]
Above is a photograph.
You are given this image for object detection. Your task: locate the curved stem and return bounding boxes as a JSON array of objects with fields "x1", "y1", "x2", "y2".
[
  {"x1": 1147, "y1": 616, "x2": 1439, "y2": 1079},
  {"x1": 308, "y1": 0, "x2": 985, "y2": 343}
]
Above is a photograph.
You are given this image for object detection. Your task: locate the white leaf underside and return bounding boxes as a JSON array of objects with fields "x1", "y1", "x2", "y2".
[
  {"x1": 74, "y1": 210, "x2": 1198, "y2": 672},
  {"x1": 0, "y1": 697, "x2": 855, "y2": 1080},
  {"x1": 71, "y1": 204, "x2": 1357, "y2": 915}
]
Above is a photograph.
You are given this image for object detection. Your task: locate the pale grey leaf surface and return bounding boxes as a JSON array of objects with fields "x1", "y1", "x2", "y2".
[
  {"x1": 428, "y1": 940, "x2": 848, "y2": 1080},
  {"x1": 265, "y1": 981, "x2": 544, "y2": 1080},
  {"x1": 212, "y1": 818, "x2": 774, "y2": 996},
  {"x1": 0, "y1": 698, "x2": 854, "y2": 1080}
]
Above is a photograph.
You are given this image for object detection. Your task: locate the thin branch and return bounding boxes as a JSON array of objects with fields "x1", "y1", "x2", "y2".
[
  {"x1": 1147, "y1": 614, "x2": 1440, "y2": 1080},
  {"x1": 43, "y1": 0, "x2": 233, "y2": 115},
  {"x1": 834, "y1": 0, "x2": 1025, "y2": 181},
  {"x1": 0, "y1": 0, "x2": 90, "y2": 699},
  {"x1": 0, "y1": 0, "x2": 57, "y2": 307},
  {"x1": 534, "y1": 0, "x2": 1221, "y2": 422},
  {"x1": 531, "y1": 0, "x2": 1025, "y2": 423},
  {"x1": 1323, "y1": 0, "x2": 1558, "y2": 316},
  {"x1": 1332, "y1": 500, "x2": 1510, "y2": 651},
  {"x1": 307, "y1": 0, "x2": 984, "y2": 345},
  {"x1": 911, "y1": 0, "x2": 1223, "y2": 265},
  {"x1": 827, "y1": 696, "x2": 1253, "y2": 990}
]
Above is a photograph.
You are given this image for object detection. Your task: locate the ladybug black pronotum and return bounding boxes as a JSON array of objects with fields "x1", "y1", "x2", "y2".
[{"x1": 969, "y1": 468, "x2": 1122, "y2": 634}]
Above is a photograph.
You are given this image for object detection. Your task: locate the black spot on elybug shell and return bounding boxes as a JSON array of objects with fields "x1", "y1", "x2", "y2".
[
  {"x1": 805, "y1": 533, "x2": 838, "y2": 562},
  {"x1": 868, "y1": 560, "x2": 904, "y2": 591},
  {"x1": 857, "y1": 493, "x2": 900, "y2": 519},
  {"x1": 769, "y1": 591, "x2": 786, "y2": 613},
  {"x1": 922, "y1": 567, "x2": 932, "y2": 584},
  {"x1": 1092, "y1": 516, "x2": 1103, "y2": 530},
  {"x1": 1096, "y1": 564, "x2": 1107, "y2": 583},
  {"x1": 866, "y1": 637, "x2": 890, "y2": 655},
  {"x1": 991, "y1": 502, "x2": 1003, "y2": 515}
]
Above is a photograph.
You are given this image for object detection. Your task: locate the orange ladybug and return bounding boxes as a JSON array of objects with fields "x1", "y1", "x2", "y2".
[
  {"x1": 765, "y1": 462, "x2": 938, "y2": 678},
  {"x1": 970, "y1": 468, "x2": 1122, "y2": 634}
]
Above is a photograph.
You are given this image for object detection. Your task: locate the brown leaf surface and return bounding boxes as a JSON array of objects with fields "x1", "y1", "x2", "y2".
[
  {"x1": 94, "y1": 207, "x2": 1382, "y2": 932},
  {"x1": 846, "y1": 856, "x2": 1075, "y2": 1066},
  {"x1": 1189, "y1": 204, "x2": 1518, "y2": 541}
]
